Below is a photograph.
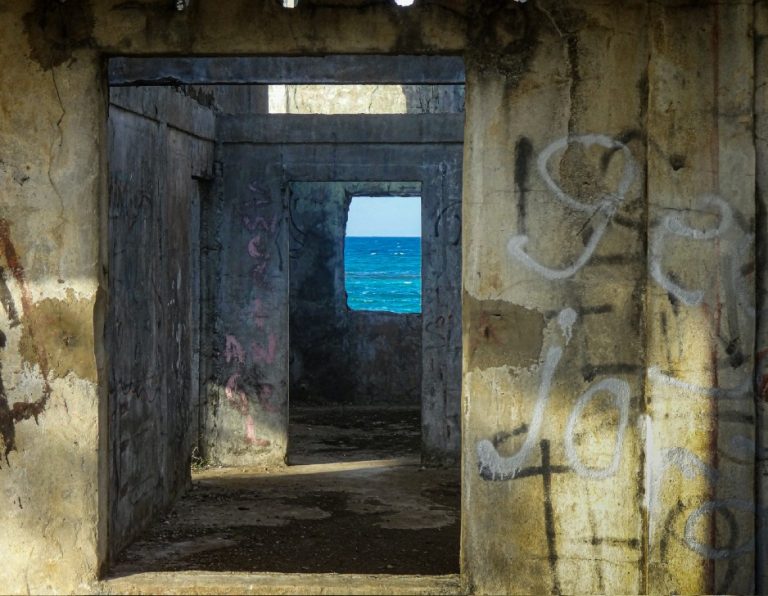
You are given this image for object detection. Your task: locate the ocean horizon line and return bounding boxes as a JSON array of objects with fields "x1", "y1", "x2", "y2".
[{"x1": 346, "y1": 235, "x2": 421, "y2": 238}]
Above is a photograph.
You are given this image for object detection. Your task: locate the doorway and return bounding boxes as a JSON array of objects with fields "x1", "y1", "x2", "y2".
[{"x1": 105, "y1": 56, "x2": 464, "y2": 578}]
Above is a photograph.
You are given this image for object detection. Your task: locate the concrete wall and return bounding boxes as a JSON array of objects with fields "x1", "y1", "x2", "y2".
[
  {"x1": 202, "y1": 136, "x2": 290, "y2": 468},
  {"x1": 0, "y1": 0, "x2": 765, "y2": 593},
  {"x1": 288, "y1": 181, "x2": 422, "y2": 407},
  {"x1": 755, "y1": 4, "x2": 768, "y2": 593},
  {"x1": 462, "y1": 2, "x2": 759, "y2": 594},
  {"x1": 106, "y1": 87, "x2": 214, "y2": 559}
]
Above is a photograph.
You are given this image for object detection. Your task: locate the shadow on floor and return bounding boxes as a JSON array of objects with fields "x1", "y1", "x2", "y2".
[
  {"x1": 111, "y1": 407, "x2": 459, "y2": 576},
  {"x1": 288, "y1": 405, "x2": 422, "y2": 465}
]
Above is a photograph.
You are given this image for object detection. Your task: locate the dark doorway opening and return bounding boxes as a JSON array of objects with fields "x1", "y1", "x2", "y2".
[
  {"x1": 288, "y1": 183, "x2": 423, "y2": 467},
  {"x1": 105, "y1": 55, "x2": 464, "y2": 579}
]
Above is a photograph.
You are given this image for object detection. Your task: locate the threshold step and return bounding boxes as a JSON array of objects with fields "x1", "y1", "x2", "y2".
[{"x1": 99, "y1": 571, "x2": 464, "y2": 595}]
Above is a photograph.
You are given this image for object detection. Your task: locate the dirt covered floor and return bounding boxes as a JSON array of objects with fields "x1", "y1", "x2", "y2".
[{"x1": 110, "y1": 407, "x2": 459, "y2": 576}]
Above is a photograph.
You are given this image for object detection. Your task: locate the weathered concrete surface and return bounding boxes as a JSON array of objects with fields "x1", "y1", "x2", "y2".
[
  {"x1": 754, "y1": 2, "x2": 768, "y2": 593},
  {"x1": 100, "y1": 572, "x2": 462, "y2": 596},
  {"x1": 462, "y1": 2, "x2": 647, "y2": 593},
  {"x1": 0, "y1": 15, "x2": 103, "y2": 594},
  {"x1": 344, "y1": 311, "x2": 422, "y2": 405},
  {"x1": 211, "y1": 115, "x2": 462, "y2": 467},
  {"x1": 107, "y1": 86, "x2": 214, "y2": 560},
  {"x1": 646, "y1": 5, "x2": 757, "y2": 594},
  {"x1": 0, "y1": 0, "x2": 766, "y2": 593},
  {"x1": 0, "y1": 2, "x2": 462, "y2": 591},
  {"x1": 203, "y1": 143, "x2": 288, "y2": 468}
]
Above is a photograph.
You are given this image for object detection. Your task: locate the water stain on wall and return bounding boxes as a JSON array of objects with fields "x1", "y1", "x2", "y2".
[
  {"x1": 19, "y1": 289, "x2": 96, "y2": 383},
  {"x1": 464, "y1": 294, "x2": 544, "y2": 370},
  {"x1": 23, "y1": 0, "x2": 94, "y2": 70}
]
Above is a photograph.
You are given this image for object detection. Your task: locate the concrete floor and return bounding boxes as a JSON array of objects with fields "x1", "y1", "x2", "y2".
[{"x1": 107, "y1": 407, "x2": 460, "y2": 586}]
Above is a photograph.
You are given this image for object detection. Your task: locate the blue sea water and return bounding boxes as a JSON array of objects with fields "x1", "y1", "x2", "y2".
[{"x1": 345, "y1": 237, "x2": 421, "y2": 314}]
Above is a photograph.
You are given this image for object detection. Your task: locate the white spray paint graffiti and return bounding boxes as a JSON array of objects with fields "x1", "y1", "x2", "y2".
[
  {"x1": 684, "y1": 500, "x2": 757, "y2": 560},
  {"x1": 647, "y1": 438, "x2": 761, "y2": 561},
  {"x1": 556, "y1": 306, "x2": 577, "y2": 345},
  {"x1": 476, "y1": 345, "x2": 563, "y2": 481},
  {"x1": 497, "y1": 133, "x2": 761, "y2": 574},
  {"x1": 507, "y1": 134, "x2": 637, "y2": 280},
  {"x1": 564, "y1": 378, "x2": 630, "y2": 479},
  {"x1": 477, "y1": 307, "x2": 631, "y2": 481},
  {"x1": 650, "y1": 194, "x2": 733, "y2": 306},
  {"x1": 648, "y1": 445, "x2": 719, "y2": 536}
]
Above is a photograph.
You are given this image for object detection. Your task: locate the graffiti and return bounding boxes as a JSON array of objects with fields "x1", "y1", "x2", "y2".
[
  {"x1": 0, "y1": 218, "x2": 52, "y2": 467},
  {"x1": 507, "y1": 134, "x2": 637, "y2": 280},
  {"x1": 556, "y1": 307, "x2": 576, "y2": 345},
  {"x1": 684, "y1": 500, "x2": 757, "y2": 560},
  {"x1": 564, "y1": 378, "x2": 629, "y2": 480},
  {"x1": 650, "y1": 194, "x2": 734, "y2": 306},
  {"x1": 218, "y1": 179, "x2": 283, "y2": 446},
  {"x1": 477, "y1": 344, "x2": 562, "y2": 481},
  {"x1": 225, "y1": 334, "x2": 246, "y2": 365},
  {"x1": 251, "y1": 333, "x2": 277, "y2": 366},
  {"x1": 477, "y1": 308, "x2": 631, "y2": 481},
  {"x1": 501, "y1": 133, "x2": 762, "y2": 584}
]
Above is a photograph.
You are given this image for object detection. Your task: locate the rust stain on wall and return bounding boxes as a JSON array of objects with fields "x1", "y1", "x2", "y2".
[
  {"x1": 464, "y1": 294, "x2": 544, "y2": 370},
  {"x1": 0, "y1": 219, "x2": 52, "y2": 466}
]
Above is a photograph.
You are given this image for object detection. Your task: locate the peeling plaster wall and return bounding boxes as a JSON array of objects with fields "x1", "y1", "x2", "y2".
[
  {"x1": 0, "y1": 0, "x2": 765, "y2": 593},
  {"x1": 0, "y1": 0, "x2": 465, "y2": 590}
]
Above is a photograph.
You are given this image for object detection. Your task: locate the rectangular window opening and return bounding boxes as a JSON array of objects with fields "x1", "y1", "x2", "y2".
[{"x1": 345, "y1": 194, "x2": 422, "y2": 314}]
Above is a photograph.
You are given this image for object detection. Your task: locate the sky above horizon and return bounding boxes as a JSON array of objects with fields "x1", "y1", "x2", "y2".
[{"x1": 346, "y1": 196, "x2": 421, "y2": 237}]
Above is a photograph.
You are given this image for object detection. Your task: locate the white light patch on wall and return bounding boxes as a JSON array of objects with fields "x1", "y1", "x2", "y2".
[{"x1": 268, "y1": 85, "x2": 288, "y2": 113}]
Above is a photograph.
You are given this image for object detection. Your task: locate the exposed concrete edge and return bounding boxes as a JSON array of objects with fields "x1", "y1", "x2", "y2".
[
  {"x1": 217, "y1": 114, "x2": 465, "y2": 144},
  {"x1": 110, "y1": 87, "x2": 217, "y2": 141},
  {"x1": 108, "y1": 56, "x2": 466, "y2": 86},
  {"x1": 97, "y1": 572, "x2": 464, "y2": 595},
  {"x1": 193, "y1": 458, "x2": 423, "y2": 480}
]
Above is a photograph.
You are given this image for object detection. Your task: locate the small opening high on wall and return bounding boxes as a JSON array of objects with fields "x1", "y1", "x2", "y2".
[{"x1": 345, "y1": 195, "x2": 422, "y2": 314}]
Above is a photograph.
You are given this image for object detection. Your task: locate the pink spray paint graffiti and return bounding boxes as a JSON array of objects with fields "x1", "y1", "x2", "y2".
[
  {"x1": 251, "y1": 333, "x2": 277, "y2": 366},
  {"x1": 221, "y1": 179, "x2": 282, "y2": 445}
]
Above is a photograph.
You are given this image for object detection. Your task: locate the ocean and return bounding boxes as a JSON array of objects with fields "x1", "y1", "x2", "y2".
[{"x1": 344, "y1": 237, "x2": 421, "y2": 314}]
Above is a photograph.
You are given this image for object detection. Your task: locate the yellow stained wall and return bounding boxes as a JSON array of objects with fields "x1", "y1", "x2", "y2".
[{"x1": 0, "y1": 1, "x2": 762, "y2": 593}]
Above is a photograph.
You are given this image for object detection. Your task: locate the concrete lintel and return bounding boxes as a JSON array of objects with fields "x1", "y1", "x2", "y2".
[
  {"x1": 217, "y1": 114, "x2": 465, "y2": 144},
  {"x1": 109, "y1": 87, "x2": 217, "y2": 141},
  {"x1": 108, "y1": 56, "x2": 466, "y2": 86}
]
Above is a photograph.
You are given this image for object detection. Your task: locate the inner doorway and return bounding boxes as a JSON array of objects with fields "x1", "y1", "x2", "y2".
[{"x1": 288, "y1": 185, "x2": 423, "y2": 466}]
